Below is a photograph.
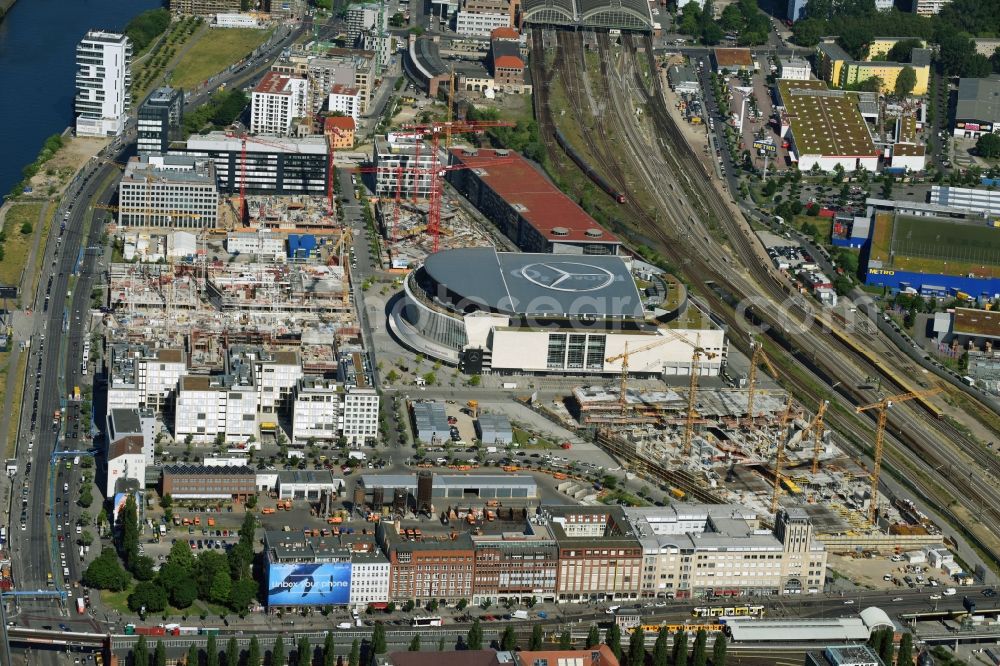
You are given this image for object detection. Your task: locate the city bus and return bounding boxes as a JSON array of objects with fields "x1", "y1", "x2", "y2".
[{"x1": 412, "y1": 617, "x2": 443, "y2": 627}]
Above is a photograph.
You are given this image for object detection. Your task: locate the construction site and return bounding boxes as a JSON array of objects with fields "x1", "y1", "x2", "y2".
[
  {"x1": 547, "y1": 338, "x2": 947, "y2": 551},
  {"x1": 373, "y1": 195, "x2": 499, "y2": 270}
]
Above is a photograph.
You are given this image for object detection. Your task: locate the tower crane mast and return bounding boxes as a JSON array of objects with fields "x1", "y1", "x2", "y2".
[{"x1": 856, "y1": 388, "x2": 941, "y2": 525}]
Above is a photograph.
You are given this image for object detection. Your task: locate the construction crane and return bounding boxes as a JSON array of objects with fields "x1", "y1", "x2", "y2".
[
  {"x1": 603, "y1": 329, "x2": 717, "y2": 454},
  {"x1": 746, "y1": 337, "x2": 779, "y2": 427},
  {"x1": 856, "y1": 388, "x2": 941, "y2": 525},
  {"x1": 771, "y1": 394, "x2": 795, "y2": 514},
  {"x1": 328, "y1": 227, "x2": 354, "y2": 308},
  {"x1": 400, "y1": 120, "x2": 515, "y2": 252},
  {"x1": 225, "y1": 131, "x2": 318, "y2": 224},
  {"x1": 604, "y1": 336, "x2": 676, "y2": 416},
  {"x1": 809, "y1": 400, "x2": 829, "y2": 474}
]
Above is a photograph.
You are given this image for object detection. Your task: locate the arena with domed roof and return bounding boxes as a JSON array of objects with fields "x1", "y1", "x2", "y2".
[{"x1": 389, "y1": 247, "x2": 727, "y2": 376}]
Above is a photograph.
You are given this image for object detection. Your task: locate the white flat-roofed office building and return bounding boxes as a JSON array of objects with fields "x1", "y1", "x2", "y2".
[
  {"x1": 358, "y1": 473, "x2": 539, "y2": 500},
  {"x1": 343, "y1": 387, "x2": 379, "y2": 444},
  {"x1": 228, "y1": 346, "x2": 302, "y2": 415},
  {"x1": 292, "y1": 377, "x2": 343, "y2": 444},
  {"x1": 624, "y1": 505, "x2": 828, "y2": 599},
  {"x1": 181, "y1": 132, "x2": 329, "y2": 196},
  {"x1": 275, "y1": 469, "x2": 344, "y2": 500},
  {"x1": 76, "y1": 30, "x2": 132, "y2": 137},
  {"x1": 292, "y1": 378, "x2": 380, "y2": 445},
  {"x1": 455, "y1": 10, "x2": 511, "y2": 37},
  {"x1": 226, "y1": 230, "x2": 285, "y2": 260},
  {"x1": 106, "y1": 344, "x2": 187, "y2": 414},
  {"x1": 117, "y1": 155, "x2": 219, "y2": 229},
  {"x1": 780, "y1": 57, "x2": 811, "y2": 80},
  {"x1": 174, "y1": 375, "x2": 257, "y2": 444}
]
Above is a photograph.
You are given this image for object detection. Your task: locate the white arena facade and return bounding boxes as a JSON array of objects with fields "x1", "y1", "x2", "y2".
[{"x1": 389, "y1": 248, "x2": 727, "y2": 377}]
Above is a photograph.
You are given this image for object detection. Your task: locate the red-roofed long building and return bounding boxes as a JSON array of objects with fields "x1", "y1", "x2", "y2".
[{"x1": 447, "y1": 147, "x2": 621, "y2": 254}]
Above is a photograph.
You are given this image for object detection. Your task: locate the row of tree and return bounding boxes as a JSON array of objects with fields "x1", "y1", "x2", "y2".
[
  {"x1": 792, "y1": 0, "x2": 997, "y2": 78},
  {"x1": 85, "y1": 501, "x2": 259, "y2": 613},
  {"x1": 131, "y1": 632, "x2": 364, "y2": 666}
]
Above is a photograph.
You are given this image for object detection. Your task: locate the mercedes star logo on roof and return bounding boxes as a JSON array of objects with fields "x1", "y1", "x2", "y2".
[{"x1": 519, "y1": 262, "x2": 615, "y2": 292}]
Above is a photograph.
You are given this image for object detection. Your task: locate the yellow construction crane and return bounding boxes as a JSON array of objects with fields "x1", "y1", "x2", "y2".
[
  {"x1": 682, "y1": 337, "x2": 719, "y2": 456},
  {"x1": 809, "y1": 400, "x2": 829, "y2": 474},
  {"x1": 604, "y1": 336, "x2": 676, "y2": 416},
  {"x1": 856, "y1": 388, "x2": 941, "y2": 525},
  {"x1": 329, "y1": 227, "x2": 354, "y2": 308},
  {"x1": 771, "y1": 394, "x2": 795, "y2": 514},
  {"x1": 746, "y1": 337, "x2": 779, "y2": 427},
  {"x1": 604, "y1": 330, "x2": 718, "y2": 454}
]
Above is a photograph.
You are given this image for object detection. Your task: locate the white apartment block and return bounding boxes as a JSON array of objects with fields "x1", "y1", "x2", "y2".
[
  {"x1": 328, "y1": 84, "x2": 363, "y2": 123},
  {"x1": 175, "y1": 375, "x2": 257, "y2": 444},
  {"x1": 625, "y1": 506, "x2": 828, "y2": 598},
  {"x1": 455, "y1": 11, "x2": 511, "y2": 37},
  {"x1": 373, "y1": 134, "x2": 436, "y2": 199},
  {"x1": 226, "y1": 230, "x2": 286, "y2": 260},
  {"x1": 292, "y1": 379, "x2": 380, "y2": 445},
  {"x1": 343, "y1": 387, "x2": 379, "y2": 444},
  {"x1": 213, "y1": 13, "x2": 266, "y2": 28},
  {"x1": 117, "y1": 155, "x2": 219, "y2": 229},
  {"x1": 912, "y1": 0, "x2": 949, "y2": 14},
  {"x1": 306, "y1": 53, "x2": 376, "y2": 114},
  {"x1": 346, "y1": 3, "x2": 388, "y2": 42},
  {"x1": 251, "y1": 71, "x2": 310, "y2": 136},
  {"x1": 106, "y1": 345, "x2": 187, "y2": 414},
  {"x1": 75, "y1": 30, "x2": 132, "y2": 137},
  {"x1": 229, "y1": 347, "x2": 302, "y2": 415},
  {"x1": 350, "y1": 554, "x2": 391, "y2": 605},
  {"x1": 779, "y1": 57, "x2": 812, "y2": 81}
]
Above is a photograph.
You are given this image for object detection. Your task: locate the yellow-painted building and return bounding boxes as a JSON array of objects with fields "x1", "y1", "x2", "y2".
[
  {"x1": 817, "y1": 41, "x2": 850, "y2": 85},
  {"x1": 840, "y1": 60, "x2": 930, "y2": 95},
  {"x1": 866, "y1": 37, "x2": 927, "y2": 61}
]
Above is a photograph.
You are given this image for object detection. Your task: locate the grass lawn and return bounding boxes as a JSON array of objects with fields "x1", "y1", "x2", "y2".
[
  {"x1": 5, "y1": 351, "x2": 27, "y2": 458},
  {"x1": 169, "y1": 28, "x2": 273, "y2": 91},
  {"x1": 870, "y1": 212, "x2": 894, "y2": 263},
  {"x1": 26, "y1": 205, "x2": 54, "y2": 298},
  {"x1": 890, "y1": 215, "x2": 1000, "y2": 277},
  {"x1": 0, "y1": 203, "x2": 42, "y2": 289},
  {"x1": 512, "y1": 427, "x2": 555, "y2": 449},
  {"x1": 101, "y1": 585, "x2": 233, "y2": 619}
]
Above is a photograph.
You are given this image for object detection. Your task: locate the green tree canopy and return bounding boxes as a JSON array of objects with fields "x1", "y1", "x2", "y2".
[
  {"x1": 895, "y1": 66, "x2": 917, "y2": 97},
  {"x1": 585, "y1": 625, "x2": 600, "y2": 650},
  {"x1": 128, "y1": 581, "x2": 167, "y2": 613},
  {"x1": 977, "y1": 132, "x2": 1000, "y2": 158},
  {"x1": 83, "y1": 548, "x2": 130, "y2": 591}
]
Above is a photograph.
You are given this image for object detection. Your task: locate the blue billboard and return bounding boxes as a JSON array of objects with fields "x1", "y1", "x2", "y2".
[{"x1": 266, "y1": 562, "x2": 352, "y2": 606}]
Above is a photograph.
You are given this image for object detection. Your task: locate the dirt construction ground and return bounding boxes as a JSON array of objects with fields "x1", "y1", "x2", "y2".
[{"x1": 829, "y1": 552, "x2": 947, "y2": 591}]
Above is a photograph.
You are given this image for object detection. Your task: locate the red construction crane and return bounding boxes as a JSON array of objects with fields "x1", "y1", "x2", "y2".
[
  {"x1": 225, "y1": 130, "x2": 322, "y2": 223},
  {"x1": 399, "y1": 120, "x2": 516, "y2": 252}
]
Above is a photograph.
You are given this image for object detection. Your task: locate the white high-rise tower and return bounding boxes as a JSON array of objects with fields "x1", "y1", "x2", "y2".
[{"x1": 75, "y1": 30, "x2": 132, "y2": 137}]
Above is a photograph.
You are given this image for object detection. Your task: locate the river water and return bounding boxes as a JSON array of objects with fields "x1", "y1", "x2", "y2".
[{"x1": 0, "y1": 0, "x2": 161, "y2": 196}]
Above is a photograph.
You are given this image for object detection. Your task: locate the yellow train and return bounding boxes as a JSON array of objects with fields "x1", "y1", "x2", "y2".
[
  {"x1": 631, "y1": 623, "x2": 723, "y2": 635},
  {"x1": 692, "y1": 604, "x2": 765, "y2": 619}
]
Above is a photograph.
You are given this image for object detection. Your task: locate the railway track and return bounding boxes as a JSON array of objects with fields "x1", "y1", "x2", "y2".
[{"x1": 530, "y1": 27, "x2": 1000, "y2": 564}]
